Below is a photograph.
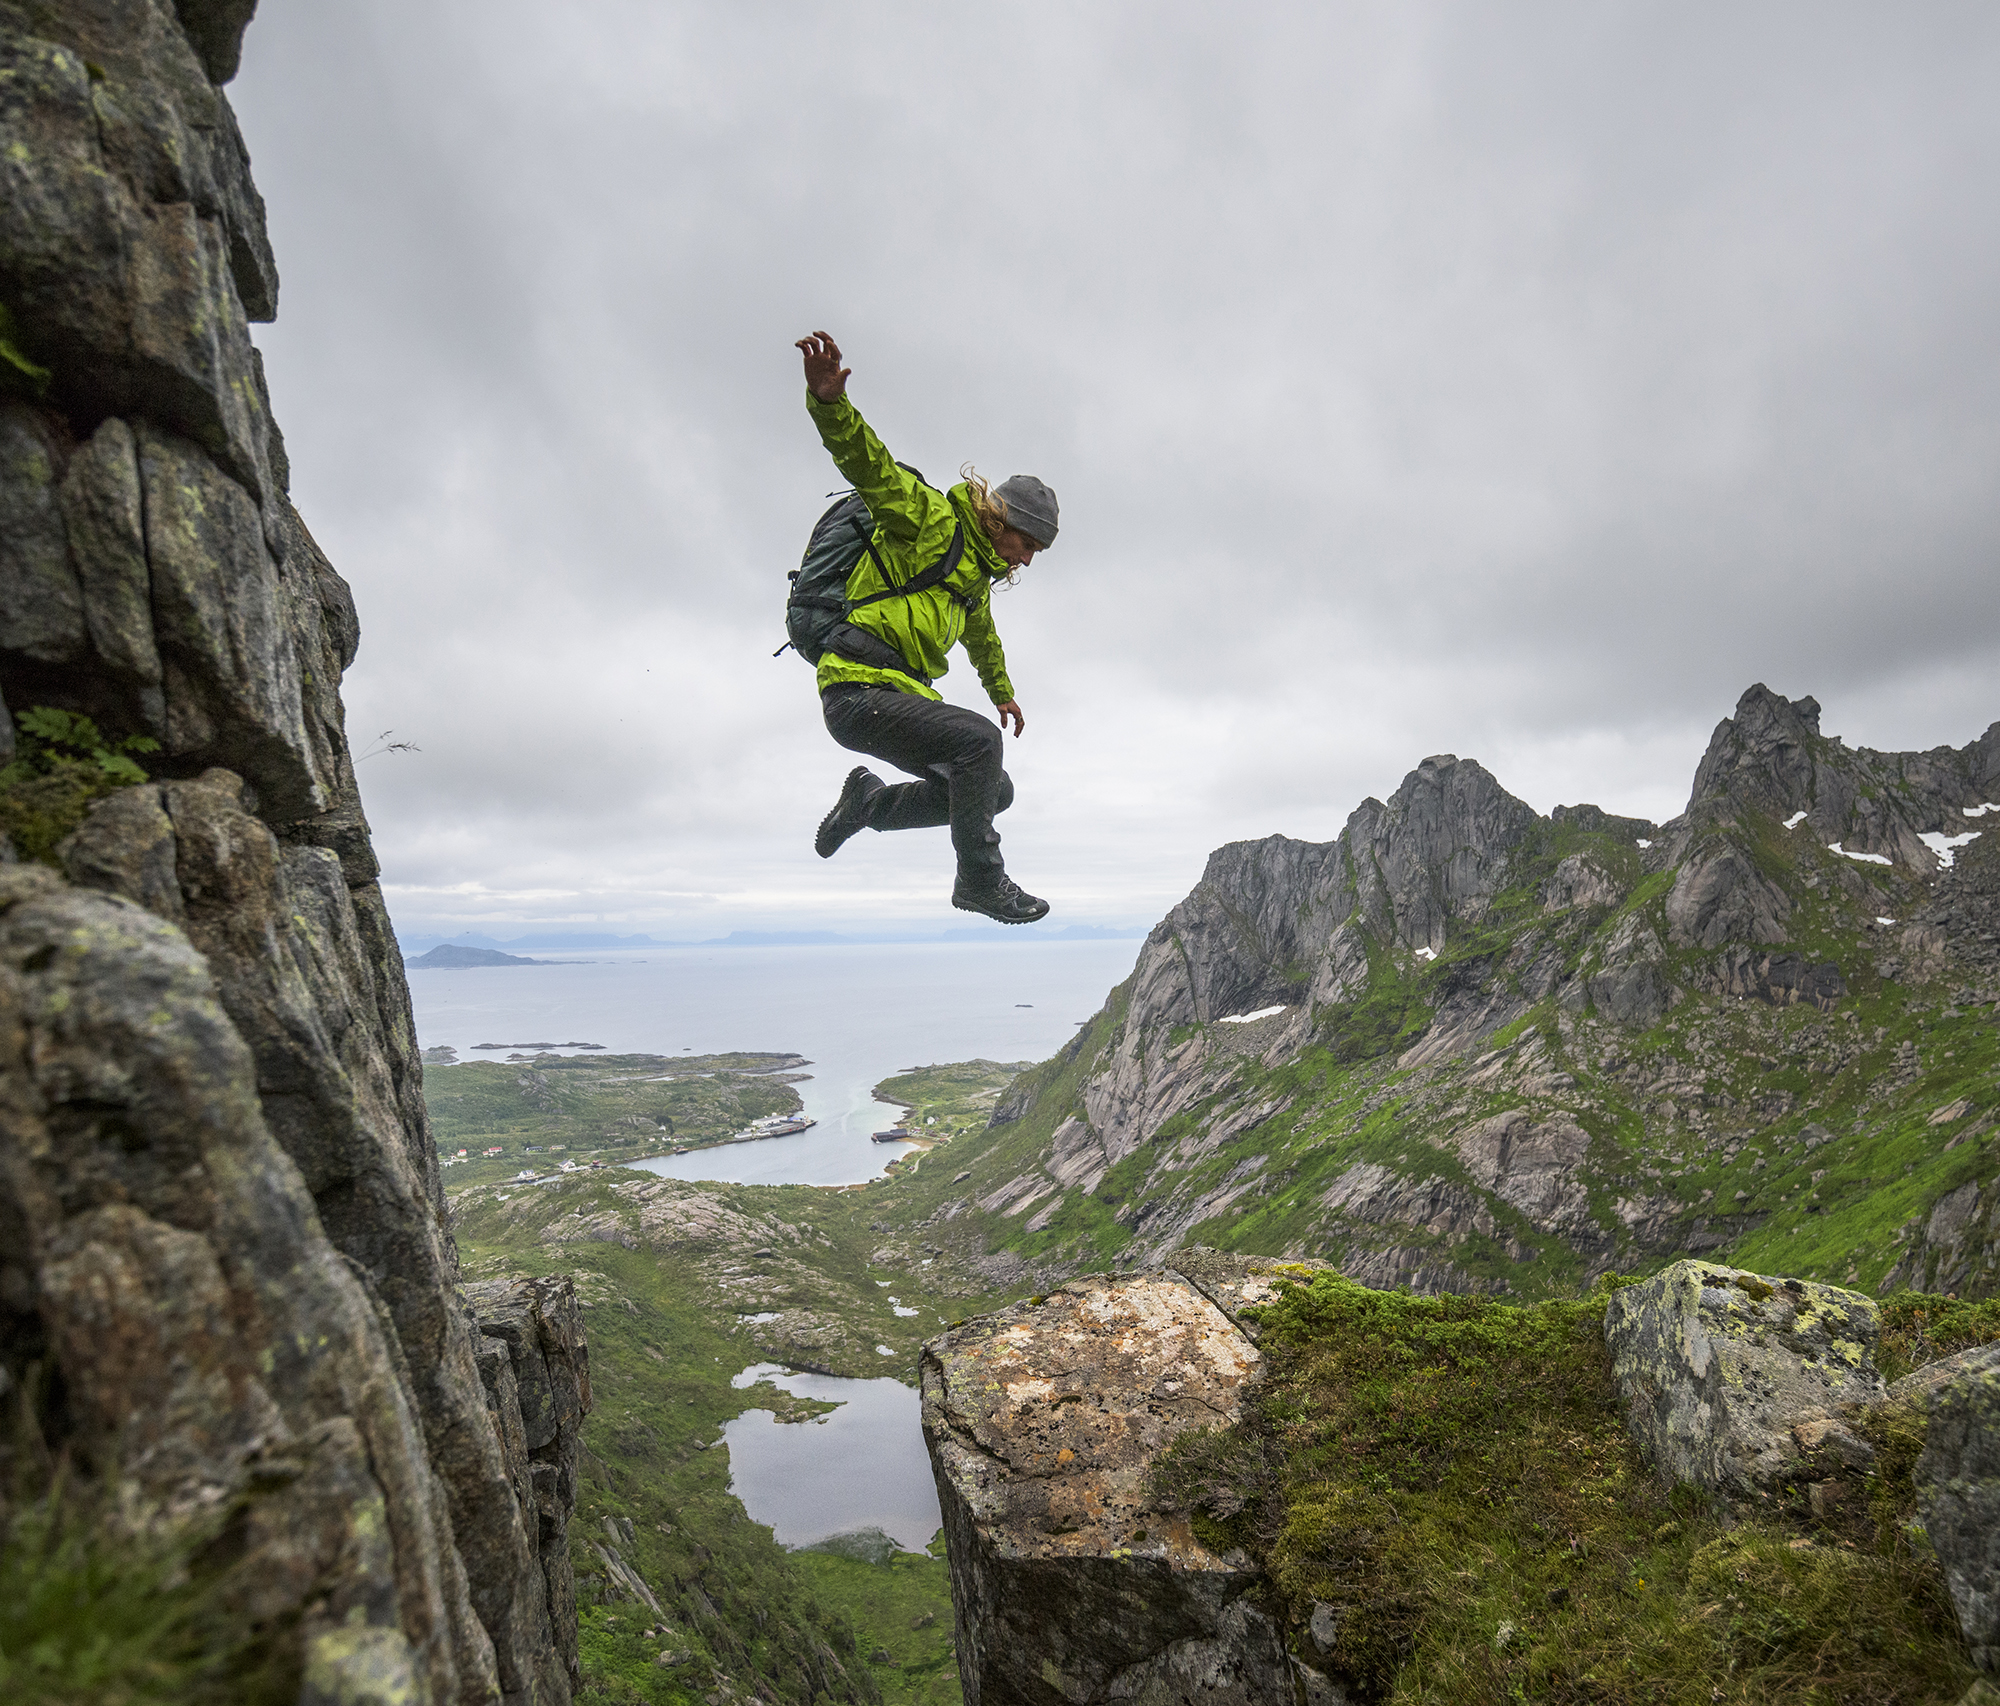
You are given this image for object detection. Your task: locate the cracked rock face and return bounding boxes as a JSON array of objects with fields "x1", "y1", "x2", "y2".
[
  {"x1": 921, "y1": 1271, "x2": 1324, "y2": 1705},
  {"x1": 1916, "y1": 1351, "x2": 2000, "y2": 1674},
  {"x1": 0, "y1": 867, "x2": 479, "y2": 1703},
  {"x1": 0, "y1": 3, "x2": 590, "y2": 1700},
  {"x1": 468, "y1": 1277, "x2": 594, "y2": 1694},
  {"x1": 1605, "y1": 1259, "x2": 1886, "y2": 1497}
]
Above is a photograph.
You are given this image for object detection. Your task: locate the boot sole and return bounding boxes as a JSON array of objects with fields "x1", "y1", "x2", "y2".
[
  {"x1": 815, "y1": 767, "x2": 877, "y2": 859},
  {"x1": 951, "y1": 893, "x2": 1050, "y2": 925}
]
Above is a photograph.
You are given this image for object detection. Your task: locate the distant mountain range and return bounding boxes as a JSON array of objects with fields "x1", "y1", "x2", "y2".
[{"x1": 395, "y1": 924, "x2": 1148, "y2": 954}]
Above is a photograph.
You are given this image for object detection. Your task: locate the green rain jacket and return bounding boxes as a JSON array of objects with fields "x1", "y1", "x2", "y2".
[{"x1": 806, "y1": 391, "x2": 1014, "y2": 704}]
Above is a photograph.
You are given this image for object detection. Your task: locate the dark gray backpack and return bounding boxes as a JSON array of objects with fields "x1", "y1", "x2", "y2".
[{"x1": 779, "y1": 470, "x2": 967, "y2": 678}]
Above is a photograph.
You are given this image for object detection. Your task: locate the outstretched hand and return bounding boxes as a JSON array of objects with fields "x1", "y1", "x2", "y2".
[
  {"x1": 997, "y1": 700, "x2": 1026, "y2": 737},
  {"x1": 796, "y1": 330, "x2": 850, "y2": 403}
]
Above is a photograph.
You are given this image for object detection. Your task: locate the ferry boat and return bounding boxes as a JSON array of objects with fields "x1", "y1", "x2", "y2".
[
  {"x1": 871, "y1": 1127, "x2": 913, "y2": 1143},
  {"x1": 739, "y1": 1115, "x2": 816, "y2": 1139}
]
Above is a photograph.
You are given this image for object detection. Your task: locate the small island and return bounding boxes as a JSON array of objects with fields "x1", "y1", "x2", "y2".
[{"x1": 406, "y1": 944, "x2": 554, "y2": 969}]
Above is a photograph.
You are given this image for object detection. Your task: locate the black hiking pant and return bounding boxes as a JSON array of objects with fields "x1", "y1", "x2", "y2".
[{"x1": 821, "y1": 684, "x2": 1013, "y2": 879}]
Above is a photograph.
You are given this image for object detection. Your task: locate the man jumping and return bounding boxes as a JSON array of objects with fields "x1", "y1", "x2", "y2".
[{"x1": 795, "y1": 330, "x2": 1058, "y2": 926}]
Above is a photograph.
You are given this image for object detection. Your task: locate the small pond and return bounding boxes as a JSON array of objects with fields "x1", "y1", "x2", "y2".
[{"x1": 722, "y1": 1363, "x2": 940, "y2": 1553}]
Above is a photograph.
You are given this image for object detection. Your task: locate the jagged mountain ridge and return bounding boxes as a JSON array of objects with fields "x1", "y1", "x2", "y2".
[{"x1": 942, "y1": 685, "x2": 2000, "y2": 1300}]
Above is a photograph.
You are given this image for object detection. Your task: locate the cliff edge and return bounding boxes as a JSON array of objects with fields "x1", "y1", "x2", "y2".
[{"x1": 0, "y1": 4, "x2": 589, "y2": 1701}]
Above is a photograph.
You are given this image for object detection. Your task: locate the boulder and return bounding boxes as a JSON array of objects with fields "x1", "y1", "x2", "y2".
[
  {"x1": 1604, "y1": 1259, "x2": 1886, "y2": 1496},
  {"x1": 922, "y1": 1270, "x2": 1326, "y2": 1705},
  {"x1": 1916, "y1": 1351, "x2": 2000, "y2": 1673}
]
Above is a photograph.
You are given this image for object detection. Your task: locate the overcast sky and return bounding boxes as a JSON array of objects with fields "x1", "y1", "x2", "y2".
[{"x1": 231, "y1": 1, "x2": 2000, "y2": 941}]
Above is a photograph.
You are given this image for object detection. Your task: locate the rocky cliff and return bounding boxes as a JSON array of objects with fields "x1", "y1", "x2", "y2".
[
  {"x1": 935, "y1": 684, "x2": 1999, "y2": 1302},
  {"x1": 0, "y1": 4, "x2": 589, "y2": 1701}
]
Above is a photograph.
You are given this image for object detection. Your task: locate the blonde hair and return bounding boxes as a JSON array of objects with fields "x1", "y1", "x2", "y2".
[{"x1": 960, "y1": 465, "x2": 1018, "y2": 584}]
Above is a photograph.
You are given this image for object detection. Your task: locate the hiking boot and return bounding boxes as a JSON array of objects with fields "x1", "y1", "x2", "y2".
[
  {"x1": 951, "y1": 871, "x2": 1050, "y2": 925},
  {"x1": 815, "y1": 766, "x2": 883, "y2": 858}
]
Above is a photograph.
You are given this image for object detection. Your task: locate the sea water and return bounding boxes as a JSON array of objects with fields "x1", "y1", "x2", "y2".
[{"x1": 407, "y1": 938, "x2": 1140, "y2": 1186}]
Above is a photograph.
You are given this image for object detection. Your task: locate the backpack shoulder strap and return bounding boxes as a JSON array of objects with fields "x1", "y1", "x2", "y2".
[
  {"x1": 855, "y1": 515, "x2": 893, "y2": 588},
  {"x1": 847, "y1": 522, "x2": 966, "y2": 610}
]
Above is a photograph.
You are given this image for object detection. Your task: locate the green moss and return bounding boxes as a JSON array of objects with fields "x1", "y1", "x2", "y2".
[
  {"x1": 0, "y1": 1484, "x2": 293, "y2": 1705},
  {"x1": 0, "y1": 763, "x2": 108, "y2": 865},
  {"x1": 1677, "y1": 1531, "x2": 1960, "y2": 1694},
  {"x1": 0, "y1": 708, "x2": 159, "y2": 865},
  {"x1": 1149, "y1": 1274, "x2": 1979, "y2": 1704}
]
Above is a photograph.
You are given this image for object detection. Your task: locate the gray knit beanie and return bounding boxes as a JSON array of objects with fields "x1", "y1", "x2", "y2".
[{"x1": 994, "y1": 474, "x2": 1059, "y2": 547}]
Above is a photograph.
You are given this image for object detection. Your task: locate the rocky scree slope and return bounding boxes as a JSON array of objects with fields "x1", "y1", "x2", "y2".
[
  {"x1": 1, "y1": 5, "x2": 589, "y2": 1703},
  {"x1": 923, "y1": 686, "x2": 2000, "y2": 1301}
]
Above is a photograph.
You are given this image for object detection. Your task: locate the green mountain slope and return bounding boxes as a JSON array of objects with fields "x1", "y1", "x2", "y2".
[{"x1": 909, "y1": 686, "x2": 1998, "y2": 1304}]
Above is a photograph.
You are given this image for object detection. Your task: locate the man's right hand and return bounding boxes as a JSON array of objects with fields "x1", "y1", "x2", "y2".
[{"x1": 796, "y1": 330, "x2": 850, "y2": 403}]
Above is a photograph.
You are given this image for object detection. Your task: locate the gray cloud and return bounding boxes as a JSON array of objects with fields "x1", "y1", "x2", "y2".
[{"x1": 233, "y1": 0, "x2": 2000, "y2": 938}]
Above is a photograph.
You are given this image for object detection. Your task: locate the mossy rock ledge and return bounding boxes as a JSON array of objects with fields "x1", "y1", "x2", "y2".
[
  {"x1": 925, "y1": 1254, "x2": 2000, "y2": 1702},
  {"x1": 1609, "y1": 1258, "x2": 2000, "y2": 1677}
]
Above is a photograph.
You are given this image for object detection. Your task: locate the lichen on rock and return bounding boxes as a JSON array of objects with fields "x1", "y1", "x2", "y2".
[
  {"x1": 1917, "y1": 1352, "x2": 2000, "y2": 1674},
  {"x1": 1605, "y1": 1258, "x2": 1887, "y2": 1497},
  {"x1": 922, "y1": 1266, "x2": 1333, "y2": 1704}
]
